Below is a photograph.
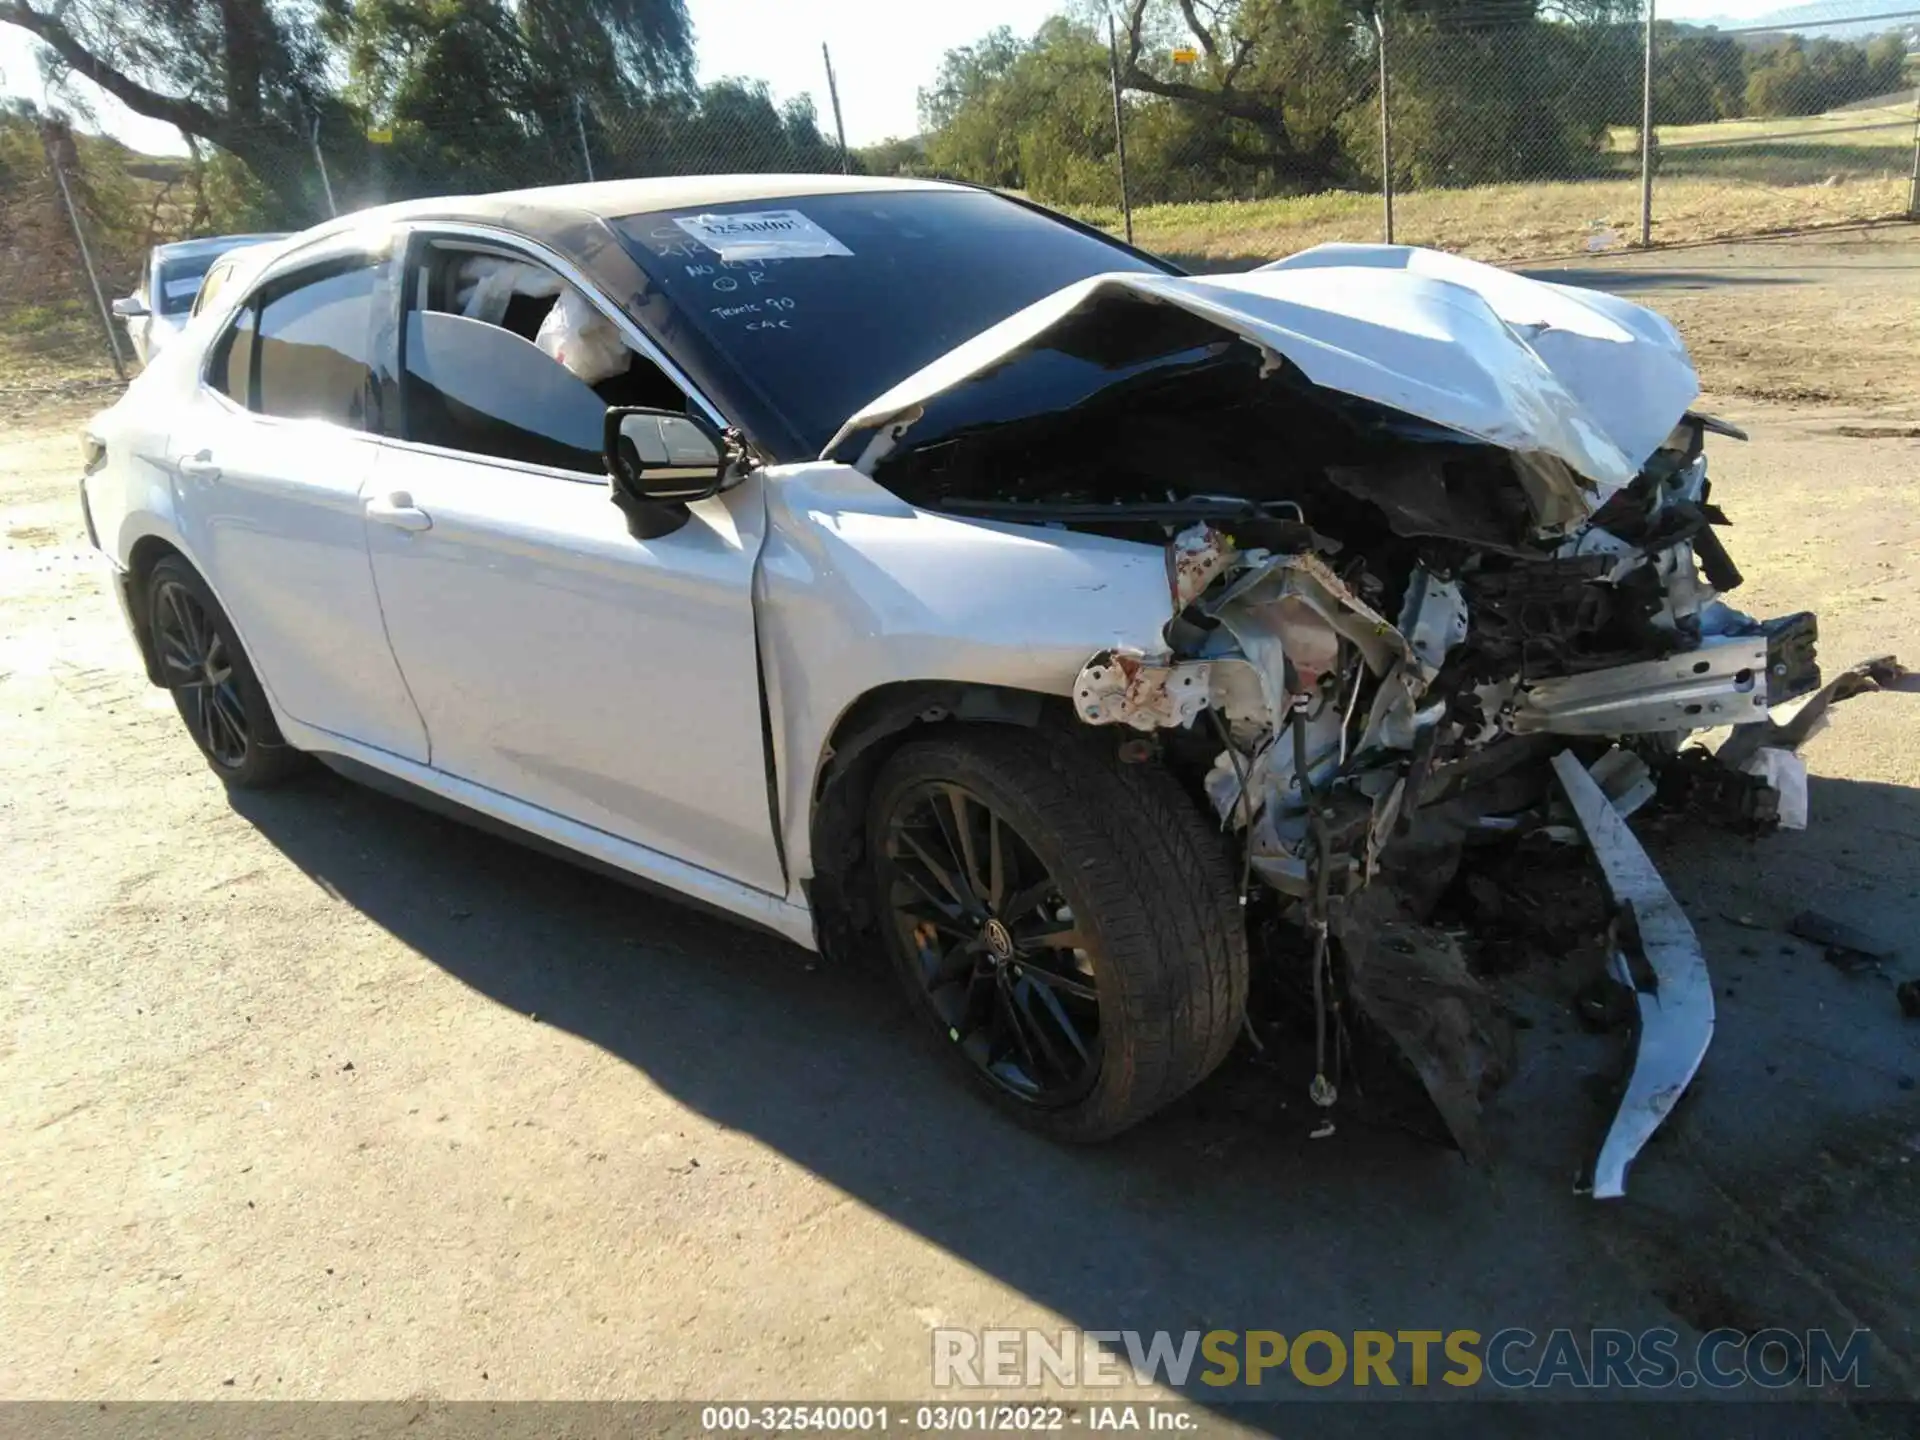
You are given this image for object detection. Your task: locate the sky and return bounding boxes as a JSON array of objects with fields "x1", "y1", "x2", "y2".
[{"x1": 0, "y1": 0, "x2": 1835, "y2": 159}]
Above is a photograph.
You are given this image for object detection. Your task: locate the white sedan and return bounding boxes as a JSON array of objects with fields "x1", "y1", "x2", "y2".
[
  {"x1": 111, "y1": 232, "x2": 289, "y2": 365},
  {"x1": 80, "y1": 175, "x2": 1866, "y2": 1188}
]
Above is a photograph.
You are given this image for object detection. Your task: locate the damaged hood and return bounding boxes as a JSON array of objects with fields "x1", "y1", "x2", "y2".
[{"x1": 826, "y1": 244, "x2": 1699, "y2": 499}]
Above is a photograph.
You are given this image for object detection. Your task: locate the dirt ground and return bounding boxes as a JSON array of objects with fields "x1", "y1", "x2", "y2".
[{"x1": 3, "y1": 227, "x2": 1918, "y2": 1421}]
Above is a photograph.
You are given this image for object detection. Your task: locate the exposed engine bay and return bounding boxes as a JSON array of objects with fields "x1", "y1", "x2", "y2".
[{"x1": 829, "y1": 245, "x2": 1903, "y2": 1197}]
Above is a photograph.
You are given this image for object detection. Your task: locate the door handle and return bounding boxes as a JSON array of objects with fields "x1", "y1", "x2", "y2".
[
  {"x1": 178, "y1": 450, "x2": 221, "y2": 481},
  {"x1": 367, "y1": 491, "x2": 432, "y2": 533}
]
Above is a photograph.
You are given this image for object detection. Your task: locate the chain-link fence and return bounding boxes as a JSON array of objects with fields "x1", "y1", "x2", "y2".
[
  {"x1": 1, "y1": 111, "x2": 139, "y2": 409},
  {"x1": 1634, "y1": 10, "x2": 1920, "y2": 245},
  {"x1": 5, "y1": 1, "x2": 1917, "y2": 387}
]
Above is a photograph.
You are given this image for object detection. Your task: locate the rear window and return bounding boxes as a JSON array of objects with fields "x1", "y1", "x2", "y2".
[
  {"x1": 254, "y1": 262, "x2": 381, "y2": 428},
  {"x1": 207, "y1": 303, "x2": 257, "y2": 408},
  {"x1": 609, "y1": 190, "x2": 1167, "y2": 457}
]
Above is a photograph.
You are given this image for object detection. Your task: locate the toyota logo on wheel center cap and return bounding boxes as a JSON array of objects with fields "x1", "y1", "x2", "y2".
[{"x1": 982, "y1": 917, "x2": 1015, "y2": 962}]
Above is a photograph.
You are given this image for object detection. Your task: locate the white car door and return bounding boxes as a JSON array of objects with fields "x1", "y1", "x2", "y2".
[
  {"x1": 360, "y1": 237, "x2": 783, "y2": 895},
  {"x1": 176, "y1": 253, "x2": 429, "y2": 763}
]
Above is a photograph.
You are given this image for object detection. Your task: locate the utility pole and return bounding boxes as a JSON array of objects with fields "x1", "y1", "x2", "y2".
[
  {"x1": 1106, "y1": 14, "x2": 1134, "y2": 244},
  {"x1": 1907, "y1": 79, "x2": 1919, "y2": 218},
  {"x1": 821, "y1": 43, "x2": 850, "y2": 174},
  {"x1": 1374, "y1": 7, "x2": 1393, "y2": 245},
  {"x1": 40, "y1": 120, "x2": 126, "y2": 381},
  {"x1": 575, "y1": 94, "x2": 595, "y2": 182},
  {"x1": 1639, "y1": 0, "x2": 1656, "y2": 247},
  {"x1": 310, "y1": 115, "x2": 337, "y2": 218}
]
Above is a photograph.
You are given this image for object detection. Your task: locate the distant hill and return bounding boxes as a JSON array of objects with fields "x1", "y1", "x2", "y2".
[{"x1": 1680, "y1": 2, "x2": 1920, "y2": 44}]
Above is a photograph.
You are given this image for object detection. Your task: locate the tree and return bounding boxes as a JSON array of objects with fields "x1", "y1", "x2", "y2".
[
  {"x1": 913, "y1": 1, "x2": 1657, "y2": 202},
  {"x1": 0, "y1": 0, "x2": 697, "y2": 221},
  {"x1": 920, "y1": 18, "x2": 1121, "y2": 202},
  {"x1": 0, "y1": 0, "x2": 343, "y2": 218},
  {"x1": 1862, "y1": 32, "x2": 1906, "y2": 97},
  {"x1": 857, "y1": 134, "x2": 928, "y2": 177},
  {"x1": 1109, "y1": 1, "x2": 1630, "y2": 192},
  {"x1": 1652, "y1": 28, "x2": 1746, "y2": 125},
  {"x1": 1742, "y1": 33, "x2": 1903, "y2": 118},
  {"x1": 1114, "y1": 0, "x2": 1373, "y2": 191}
]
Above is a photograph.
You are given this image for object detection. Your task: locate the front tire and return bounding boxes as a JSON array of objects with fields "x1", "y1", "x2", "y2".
[
  {"x1": 868, "y1": 727, "x2": 1247, "y2": 1141},
  {"x1": 146, "y1": 557, "x2": 304, "y2": 788}
]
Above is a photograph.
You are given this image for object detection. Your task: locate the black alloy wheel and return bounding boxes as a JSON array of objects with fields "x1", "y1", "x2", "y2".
[
  {"x1": 867, "y1": 728, "x2": 1249, "y2": 1142},
  {"x1": 145, "y1": 556, "x2": 303, "y2": 788},
  {"x1": 879, "y1": 783, "x2": 1105, "y2": 1113},
  {"x1": 881, "y1": 777, "x2": 1102, "y2": 1108},
  {"x1": 153, "y1": 575, "x2": 251, "y2": 768}
]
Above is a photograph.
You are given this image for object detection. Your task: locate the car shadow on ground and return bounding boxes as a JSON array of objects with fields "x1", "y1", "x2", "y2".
[
  {"x1": 1514, "y1": 269, "x2": 1804, "y2": 294},
  {"x1": 1161, "y1": 251, "x2": 1811, "y2": 288},
  {"x1": 225, "y1": 766, "x2": 1917, "y2": 1431}
]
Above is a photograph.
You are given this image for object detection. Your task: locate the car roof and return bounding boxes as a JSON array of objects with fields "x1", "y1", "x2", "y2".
[
  {"x1": 404, "y1": 172, "x2": 959, "y2": 220},
  {"x1": 155, "y1": 233, "x2": 293, "y2": 263},
  {"x1": 298, "y1": 173, "x2": 968, "y2": 246}
]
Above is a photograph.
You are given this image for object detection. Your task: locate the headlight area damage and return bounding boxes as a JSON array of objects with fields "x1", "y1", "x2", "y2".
[{"x1": 829, "y1": 244, "x2": 1904, "y2": 1198}]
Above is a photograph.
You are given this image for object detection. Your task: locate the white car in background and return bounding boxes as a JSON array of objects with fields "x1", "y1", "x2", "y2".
[
  {"x1": 77, "y1": 175, "x2": 1883, "y2": 1196},
  {"x1": 112, "y1": 232, "x2": 288, "y2": 365}
]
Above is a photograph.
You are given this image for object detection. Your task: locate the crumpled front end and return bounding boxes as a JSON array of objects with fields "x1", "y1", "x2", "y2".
[
  {"x1": 1066, "y1": 417, "x2": 1896, "y2": 1196},
  {"x1": 839, "y1": 245, "x2": 1901, "y2": 1197}
]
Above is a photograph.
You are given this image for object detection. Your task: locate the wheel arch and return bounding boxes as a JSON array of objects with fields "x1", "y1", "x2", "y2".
[
  {"x1": 803, "y1": 679, "x2": 1064, "y2": 962},
  {"x1": 123, "y1": 532, "x2": 189, "y2": 685},
  {"x1": 121, "y1": 532, "x2": 275, "y2": 719}
]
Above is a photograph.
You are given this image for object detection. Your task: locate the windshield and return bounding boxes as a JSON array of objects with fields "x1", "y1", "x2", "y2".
[
  {"x1": 155, "y1": 254, "x2": 221, "y2": 316},
  {"x1": 608, "y1": 189, "x2": 1169, "y2": 458},
  {"x1": 154, "y1": 257, "x2": 221, "y2": 318}
]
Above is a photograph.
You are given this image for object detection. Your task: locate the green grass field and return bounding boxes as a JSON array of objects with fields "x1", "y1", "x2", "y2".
[{"x1": 1074, "y1": 102, "x2": 1918, "y2": 268}]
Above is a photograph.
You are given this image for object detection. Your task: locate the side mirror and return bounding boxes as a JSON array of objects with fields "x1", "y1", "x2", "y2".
[
  {"x1": 111, "y1": 296, "x2": 149, "y2": 319},
  {"x1": 603, "y1": 407, "x2": 730, "y2": 540}
]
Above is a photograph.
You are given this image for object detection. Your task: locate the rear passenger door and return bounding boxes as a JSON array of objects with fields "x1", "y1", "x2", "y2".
[{"x1": 176, "y1": 251, "x2": 429, "y2": 763}]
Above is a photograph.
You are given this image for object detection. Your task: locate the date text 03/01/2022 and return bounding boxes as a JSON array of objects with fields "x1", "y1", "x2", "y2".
[{"x1": 698, "y1": 1404, "x2": 1196, "y2": 1432}]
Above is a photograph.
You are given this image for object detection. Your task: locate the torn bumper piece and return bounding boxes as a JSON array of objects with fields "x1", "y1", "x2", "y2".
[{"x1": 1552, "y1": 751, "x2": 1714, "y2": 1200}]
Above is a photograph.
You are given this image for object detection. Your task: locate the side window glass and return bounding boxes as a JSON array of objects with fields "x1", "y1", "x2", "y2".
[
  {"x1": 207, "y1": 302, "x2": 258, "y2": 408},
  {"x1": 255, "y1": 263, "x2": 381, "y2": 428},
  {"x1": 403, "y1": 310, "x2": 608, "y2": 474},
  {"x1": 193, "y1": 262, "x2": 229, "y2": 319},
  {"x1": 399, "y1": 244, "x2": 691, "y2": 474}
]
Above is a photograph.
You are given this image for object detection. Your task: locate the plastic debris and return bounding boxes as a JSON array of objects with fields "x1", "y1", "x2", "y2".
[
  {"x1": 1589, "y1": 747, "x2": 1657, "y2": 819},
  {"x1": 1554, "y1": 750, "x2": 1714, "y2": 1200},
  {"x1": 1739, "y1": 747, "x2": 1808, "y2": 829},
  {"x1": 1788, "y1": 909, "x2": 1892, "y2": 961}
]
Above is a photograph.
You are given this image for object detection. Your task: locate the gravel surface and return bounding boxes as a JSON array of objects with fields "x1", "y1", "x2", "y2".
[{"x1": 3, "y1": 230, "x2": 1917, "y2": 1414}]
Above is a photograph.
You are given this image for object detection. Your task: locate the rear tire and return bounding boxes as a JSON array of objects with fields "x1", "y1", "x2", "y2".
[
  {"x1": 867, "y1": 726, "x2": 1247, "y2": 1141},
  {"x1": 146, "y1": 556, "x2": 304, "y2": 789}
]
